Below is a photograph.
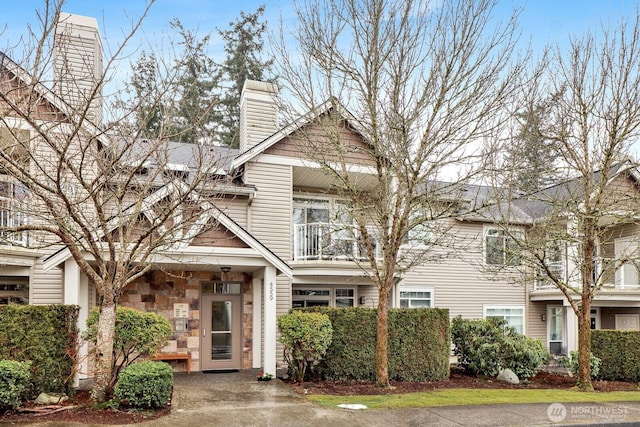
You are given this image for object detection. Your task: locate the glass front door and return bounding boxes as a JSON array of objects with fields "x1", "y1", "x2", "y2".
[{"x1": 201, "y1": 294, "x2": 242, "y2": 370}]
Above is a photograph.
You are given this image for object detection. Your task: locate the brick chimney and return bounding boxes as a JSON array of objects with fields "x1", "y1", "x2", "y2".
[
  {"x1": 239, "y1": 80, "x2": 278, "y2": 152},
  {"x1": 53, "y1": 13, "x2": 103, "y2": 125}
]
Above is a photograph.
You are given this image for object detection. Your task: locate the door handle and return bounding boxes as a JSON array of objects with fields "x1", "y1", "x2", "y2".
[{"x1": 203, "y1": 328, "x2": 206, "y2": 337}]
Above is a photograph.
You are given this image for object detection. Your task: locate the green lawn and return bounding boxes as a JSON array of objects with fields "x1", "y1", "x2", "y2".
[{"x1": 308, "y1": 388, "x2": 640, "y2": 409}]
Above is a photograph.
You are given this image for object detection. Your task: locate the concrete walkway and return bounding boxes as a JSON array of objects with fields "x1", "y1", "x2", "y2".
[{"x1": 139, "y1": 370, "x2": 640, "y2": 427}]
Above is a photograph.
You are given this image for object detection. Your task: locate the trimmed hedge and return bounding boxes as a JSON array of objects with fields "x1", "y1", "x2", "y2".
[
  {"x1": 300, "y1": 307, "x2": 449, "y2": 382},
  {"x1": 114, "y1": 361, "x2": 173, "y2": 409},
  {"x1": 0, "y1": 360, "x2": 32, "y2": 410},
  {"x1": 0, "y1": 305, "x2": 78, "y2": 396},
  {"x1": 592, "y1": 330, "x2": 640, "y2": 381}
]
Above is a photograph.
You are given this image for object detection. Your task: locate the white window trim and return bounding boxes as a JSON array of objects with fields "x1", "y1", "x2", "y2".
[
  {"x1": 483, "y1": 305, "x2": 525, "y2": 334},
  {"x1": 292, "y1": 286, "x2": 357, "y2": 308},
  {"x1": 398, "y1": 287, "x2": 434, "y2": 308},
  {"x1": 483, "y1": 225, "x2": 524, "y2": 267}
]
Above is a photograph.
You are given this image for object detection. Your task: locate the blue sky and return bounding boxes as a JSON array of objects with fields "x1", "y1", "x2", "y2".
[{"x1": 1, "y1": 0, "x2": 638, "y2": 64}]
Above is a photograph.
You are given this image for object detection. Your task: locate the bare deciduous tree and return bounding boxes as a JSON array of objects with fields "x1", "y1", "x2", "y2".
[
  {"x1": 0, "y1": 0, "x2": 230, "y2": 402},
  {"x1": 275, "y1": 0, "x2": 523, "y2": 386},
  {"x1": 490, "y1": 13, "x2": 640, "y2": 391}
]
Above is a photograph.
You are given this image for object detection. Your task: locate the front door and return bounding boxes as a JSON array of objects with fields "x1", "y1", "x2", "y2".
[{"x1": 201, "y1": 293, "x2": 243, "y2": 370}]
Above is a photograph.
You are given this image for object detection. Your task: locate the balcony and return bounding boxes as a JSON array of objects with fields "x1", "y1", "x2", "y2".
[
  {"x1": 533, "y1": 256, "x2": 640, "y2": 291},
  {"x1": 0, "y1": 197, "x2": 28, "y2": 246},
  {"x1": 293, "y1": 223, "x2": 381, "y2": 261}
]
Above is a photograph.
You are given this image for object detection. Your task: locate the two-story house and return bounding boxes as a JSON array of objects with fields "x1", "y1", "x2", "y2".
[{"x1": 2, "y1": 13, "x2": 640, "y2": 382}]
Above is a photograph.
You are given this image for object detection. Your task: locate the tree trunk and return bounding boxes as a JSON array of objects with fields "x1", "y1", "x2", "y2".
[
  {"x1": 575, "y1": 297, "x2": 594, "y2": 391},
  {"x1": 376, "y1": 283, "x2": 391, "y2": 388},
  {"x1": 90, "y1": 295, "x2": 117, "y2": 403}
]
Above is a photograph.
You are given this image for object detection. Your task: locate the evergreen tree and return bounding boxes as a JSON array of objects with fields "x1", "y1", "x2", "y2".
[
  {"x1": 216, "y1": 5, "x2": 275, "y2": 148},
  {"x1": 169, "y1": 19, "x2": 219, "y2": 143},
  {"x1": 505, "y1": 93, "x2": 562, "y2": 194},
  {"x1": 129, "y1": 52, "x2": 165, "y2": 139}
]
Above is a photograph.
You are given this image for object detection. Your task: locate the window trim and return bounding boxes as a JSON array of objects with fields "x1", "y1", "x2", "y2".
[
  {"x1": 483, "y1": 226, "x2": 523, "y2": 267},
  {"x1": 291, "y1": 286, "x2": 357, "y2": 308},
  {"x1": 483, "y1": 305, "x2": 525, "y2": 334},
  {"x1": 399, "y1": 287, "x2": 434, "y2": 308}
]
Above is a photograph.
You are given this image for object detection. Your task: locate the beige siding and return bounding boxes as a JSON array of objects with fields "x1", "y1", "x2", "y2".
[
  {"x1": 31, "y1": 259, "x2": 63, "y2": 304},
  {"x1": 401, "y1": 221, "x2": 528, "y2": 326},
  {"x1": 245, "y1": 162, "x2": 292, "y2": 260},
  {"x1": 528, "y1": 301, "x2": 551, "y2": 343}
]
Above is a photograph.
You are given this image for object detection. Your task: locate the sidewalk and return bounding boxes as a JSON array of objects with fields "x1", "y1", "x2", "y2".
[{"x1": 140, "y1": 370, "x2": 640, "y2": 426}]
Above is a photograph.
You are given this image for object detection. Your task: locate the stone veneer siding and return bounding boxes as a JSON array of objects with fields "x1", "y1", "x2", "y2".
[{"x1": 119, "y1": 269, "x2": 254, "y2": 372}]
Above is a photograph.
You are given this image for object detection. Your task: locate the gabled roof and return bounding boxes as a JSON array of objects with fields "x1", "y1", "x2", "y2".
[
  {"x1": 42, "y1": 181, "x2": 292, "y2": 278},
  {"x1": 230, "y1": 98, "x2": 367, "y2": 170}
]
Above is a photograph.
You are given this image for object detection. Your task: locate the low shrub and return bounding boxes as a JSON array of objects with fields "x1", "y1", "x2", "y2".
[
  {"x1": 114, "y1": 361, "x2": 173, "y2": 409},
  {"x1": 278, "y1": 311, "x2": 333, "y2": 382},
  {"x1": 84, "y1": 307, "x2": 172, "y2": 389},
  {"x1": 0, "y1": 360, "x2": 32, "y2": 410},
  {"x1": 451, "y1": 316, "x2": 549, "y2": 380},
  {"x1": 559, "y1": 351, "x2": 601, "y2": 379}
]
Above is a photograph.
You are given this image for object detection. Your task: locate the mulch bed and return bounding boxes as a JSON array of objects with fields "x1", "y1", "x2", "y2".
[
  {"x1": 287, "y1": 369, "x2": 640, "y2": 396},
  {"x1": 0, "y1": 391, "x2": 170, "y2": 425}
]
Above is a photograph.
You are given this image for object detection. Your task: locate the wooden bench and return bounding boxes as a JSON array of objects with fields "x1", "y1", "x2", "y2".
[{"x1": 150, "y1": 352, "x2": 191, "y2": 374}]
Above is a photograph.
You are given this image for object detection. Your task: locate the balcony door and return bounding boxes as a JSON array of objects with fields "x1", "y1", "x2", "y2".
[{"x1": 201, "y1": 283, "x2": 242, "y2": 370}]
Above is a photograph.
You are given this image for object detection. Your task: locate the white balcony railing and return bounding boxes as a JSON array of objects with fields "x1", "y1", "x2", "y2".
[
  {"x1": 293, "y1": 223, "x2": 381, "y2": 261},
  {"x1": 0, "y1": 197, "x2": 28, "y2": 246},
  {"x1": 533, "y1": 256, "x2": 640, "y2": 290}
]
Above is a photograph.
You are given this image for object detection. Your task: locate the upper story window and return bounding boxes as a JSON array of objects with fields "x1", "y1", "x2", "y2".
[
  {"x1": 404, "y1": 221, "x2": 433, "y2": 247},
  {"x1": 485, "y1": 228, "x2": 523, "y2": 266},
  {"x1": 0, "y1": 176, "x2": 29, "y2": 246}
]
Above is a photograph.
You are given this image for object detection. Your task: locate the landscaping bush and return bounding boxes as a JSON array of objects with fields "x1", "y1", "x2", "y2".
[
  {"x1": 0, "y1": 305, "x2": 78, "y2": 396},
  {"x1": 84, "y1": 307, "x2": 172, "y2": 388},
  {"x1": 278, "y1": 310, "x2": 333, "y2": 382},
  {"x1": 560, "y1": 350, "x2": 601, "y2": 379},
  {"x1": 451, "y1": 316, "x2": 549, "y2": 380},
  {"x1": 301, "y1": 307, "x2": 450, "y2": 382},
  {"x1": 0, "y1": 360, "x2": 31, "y2": 410},
  {"x1": 592, "y1": 330, "x2": 640, "y2": 381},
  {"x1": 114, "y1": 361, "x2": 173, "y2": 409}
]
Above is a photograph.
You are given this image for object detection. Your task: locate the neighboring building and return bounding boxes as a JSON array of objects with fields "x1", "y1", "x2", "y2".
[{"x1": 1, "y1": 13, "x2": 640, "y2": 381}]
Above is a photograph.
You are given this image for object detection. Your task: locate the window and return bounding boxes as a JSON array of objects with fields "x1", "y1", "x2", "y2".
[
  {"x1": 485, "y1": 228, "x2": 523, "y2": 266},
  {"x1": 292, "y1": 287, "x2": 355, "y2": 308},
  {"x1": 0, "y1": 276, "x2": 29, "y2": 304},
  {"x1": 0, "y1": 178, "x2": 29, "y2": 246},
  {"x1": 484, "y1": 306, "x2": 524, "y2": 334},
  {"x1": 404, "y1": 221, "x2": 433, "y2": 247},
  {"x1": 399, "y1": 289, "x2": 433, "y2": 308}
]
